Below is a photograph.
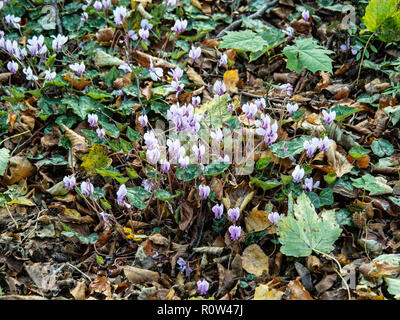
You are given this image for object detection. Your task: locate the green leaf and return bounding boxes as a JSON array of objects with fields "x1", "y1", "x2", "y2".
[
  {"x1": 270, "y1": 136, "x2": 309, "y2": 158},
  {"x1": 324, "y1": 173, "x2": 337, "y2": 185},
  {"x1": 277, "y1": 193, "x2": 342, "y2": 257},
  {"x1": 154, "y1": 189, "x2": 177, "y2": 201},
  {"x1": 335, "y1": 208, "x2": 354, "y2": 227},
  {"x1": 283, "y1": 37, "x2": 334, "y2": 74},
  {"x1": 363, "y1": 0, "x2": 400, "y2": 42},
  {"x1": 176, "y1": 164, "x2": 199, "y2": 181},
  {"x1": 36, "y1": 155, "x2": 68, "y2": 166},
  {"x1": 96, "y1": 167, "x2": 128, "y2": 184},
  {"x1": 0, "y1": 148, "x2": 10, "y2": 176},
  {"x1": 371, "y1": 139, "x2": 394, "y2": 157},
  {"x1": 331, "y1": 105, "x2": 360, "y2": 122},
  {"x1": 255, "y1": 157, "x2": 271, "y2": 170},
  {"x1": 385, "y1": 278, "x2": 400, "y2": 299},
  {"x1": 219, "y1": 30, "x2": 267, "y2": 52},
  {"x1": 81, "y1": 144, "x2": 113, "y2": 176},
  {"x1": 319, "y1": 188, "x2": 334, "y2": 207},
  {"x1": 351, "y1": 174, "x2": 393, "y2": 195},
  {"x1": 389, "y1": 196, "x2": 400, "y2": 207},
  {"x1": 306, "y1": 191, "x2": 320, "y2": 209},
  {"x1": 348, "y1": 146, "x2": 370, "y2": 160},
  {"x1": 250, "y1": 177, "x2": 282, "y2": 191},
  {"x1": 383, "y1": 106, "x2": 400, "y2": 126},
  {"x1": 126, "y1": 127, "x2": 142, "y2": 142},
  {"x1": 126, "y1": 187, "x2": 150, "y2": 210},
  {"x1": 291, "y1": 109, "x2": 306, "y2": 122},
  {"x1": 203, "y1": 161, "x2": 230, "y2": 176}
]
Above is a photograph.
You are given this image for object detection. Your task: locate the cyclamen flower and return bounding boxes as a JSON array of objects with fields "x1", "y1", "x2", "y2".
[
  {"x1": 197, "y1": 279, "x2": 209, "y2": 295},
  {"x1": 160, "y1": 158, "x2": 170, "y2": 173},
  {"x1": 147, "y1": 148, "x2": 160, "y2": 164},
  {"x1": 286, "y1": 102, "x2": 299, "y2": 115},
  {"x1": 255, "y1": 98, "x2": 266, "y2": 110},
  {"x1": 5, "y1": 15, "x2": 20, "y2": 29},
  {"x1": 340, "y1": 39, "x2": 360, "y2": 55},
  {"x1": 281, "y1": 83, "x2": 293, "y2": 96},
  {"x1": 212, "y1": 204, "x2": 224, "y2": 219},
  {"x1": 27, "y1": 35, "x2": 47, "y2": 56},
  {"x1": 87, "y1": 114, "x2": 98, "y2": 127},
  {"x1": 44, "y1": 70, "x2": 56, "y2": 81},
  {"x1": 139, "y1": 28, "x2": 149, "y2": 41},
  {"x1": 142, "y1": 179, "x2": 155, "y2": 193},
  {"x1": 189, "y1": 46, "x2": 201, "y2": 63},
  {"x1": 219, "y1": 53, "x2": 228, "y2": 67},
  {"x1": 119, "y1": 63, "x2": 132, "y2": 73},
  {"x1": 63, "y1": 176, "x2": 76, "y2": 190},
  {"x1": 139, "y1": 114, "x2": 148, "y2": 127},
  {"x1": 198, "y1": 185, "x2": 210, "y2": 200},
  {"x1": 116, "y1": 184, "x2": 131, "y2": 208},
  {"x1": 177, "y1": 257, "x2": 192, "y2": 277},
  {"x1": 102, "y1": 0, "x2": 111, "y2": 10},
  {"x1": 228, "y1": 103, "x2": 234, "y2": 112},
  {"x1": 99, "y1": 212, "x2": 112, "y2": 228},
  {"x1": 93, "y1": 1, "x2": 102, "y2": 11},
  {"x1": 52, "y1": 34, "x2": 68, "y2": 52},
  {"x1": 319, "y1": 136, "x2": 330, "y2": 152},
  {"x1": 192, "y1": 96, "x2": 201, "y2": 107},
  {"x1": 255, "y1": 114, "x2": 278, "y2": 146},
  {"x1": 168, "y1": 66, "x2": 183, "y2": 82},
  {"x1": 7, "y1": 61, "x2": 18, "y2": 74},
  {"x1": 69, "y1": 62, "x2": 85, "y2": 76},
  {"x1": 268, "y1": 212, "x2": 282, "y2": 226},
  {"x1": 322, "y1": 109, "x2": 336, "y2": 125},
  {"x1": 229, "y1": 225, "x2": 241, "y2": 241},
  {"x1": 140, "y1": 18, "x2": 153, "y2": 30},
  {"x1": 113, "y1": 6, "x2": 127, "y2": 26},
  {"x1": 219, "y1": 155, "x2": 230, "y2": 163},
  {"x1": 127, "y1": 30, "x2": 138, "y2": 41},
  {"x1": 302, "y1": 10, "x2": 310, "y2": 21},
  {"x1": 303, "y1": 138, "x2": 319, "y2": 158},
  {"x1": 211, "y1": 128, "x2": 224, "y2": 144},
  {"x1": 81, "y1": 181, "x2": 94, "y2": 197},
  {"x1": 302, "y1": 177, "x2": 320, "y2": 192},
  {"x1": 149, "y1": 58, "x2": 163, "y2": 81},
  {"x1": 284, "y1": 26, "x2": 294, "y2": 38},
  {"x1": 171, "y1": 19, "x2": 187, "y2": 33},
  {"x1": 192, "y1": 144, "x2": 205, "y2": 160},
  {"x1": 167, "y1": 138, "x2": 182, "y2": 160},
  {"x1": 179, "y1": 156, "x2": 189, "y2": 169},
  {"x1": 166, "y1": 0, "x2": 176, "y2": 8},
  {"x1": 169, "y1": 80, "x2": 184, "y2": 96},
  {"x1": 292, "y1": 165, "x2": 305, "y2": 183},
  {"x1": 213, "y1": 80, "x2": 226, "y2": 96},
  {"x1": 228, "y1": 208, "x2": 240, "y2": 223},
  {"x1": 242, "y1": 103, "x2": 258, "y2": 120},
  {"x1": 81, "y1": 12, "x2": 89, "y2": 22},
  {"x1": 144, "y1": 131, "x2": 158, "y2": 150},
  {"x1": 96, "y1": 128, "x2": 106, "y2": 139},
  {"x1": 23, "y1": 67, "x2": 38, "y2": 81}
]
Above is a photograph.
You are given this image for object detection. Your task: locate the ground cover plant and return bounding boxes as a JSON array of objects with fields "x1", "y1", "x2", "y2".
[{"x1": 0, "y1": 0, "x2": 400, "y2": 300}]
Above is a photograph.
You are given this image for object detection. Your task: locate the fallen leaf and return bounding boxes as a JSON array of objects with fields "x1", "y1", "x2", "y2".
[
  {"x1": 286, "y1": 278, "x2": 313, "y2": 300},
  {"x1": 241, "y1": 244, "x2": 269, "y2": 277},
  {"x1": 2, "y1": 156, "x2": 35, "y2": 186},
  {"x1": 123, "y1": 265, "x2": 160, "y2": 284},
  {"x1": 187, "y1": 67, "x2": 206, "y2": 86},
  {"x1": 245, "y1": 207, "x2": 273, "y2": 233},
  {"x1": 71, "y1": 281, "x2": 87, "y2": 300},
  {"x1": 223, "y1": 70, "x2": 239, "y2": 93}
]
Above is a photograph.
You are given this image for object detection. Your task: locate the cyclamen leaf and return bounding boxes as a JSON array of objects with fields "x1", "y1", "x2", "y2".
[
  {"x1": 277, "y1": 193, "x2": 342, "y2": 257},
  {"x1": 371, "y1": 139, "x2": 394, "y2": 157},
  {"x1": 283, "y1": 37, "x2": 334, "y2": 74},
  {"x1": 351, "y1": 174, "x2": 393, "y2": 195},
  {"x1": 0, "y1": 148, "x2": 10, "y2": 176}
]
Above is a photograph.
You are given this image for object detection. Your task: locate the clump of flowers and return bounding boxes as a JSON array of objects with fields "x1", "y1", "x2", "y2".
[{"x1": 255, "y1": 114, "x2": 278, "y2": 146}]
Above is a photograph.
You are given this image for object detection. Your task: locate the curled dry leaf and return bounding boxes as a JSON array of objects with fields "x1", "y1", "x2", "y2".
[
  {"x1": 315, "y1": 71, "x2": 331, "y2": 92},
  {"x1": 222, "y1": 180, "x2": 254, "y2": 213},
  {"x1": 71, "y1": 281, "x2": 87, "y2": 300},
  {"x1": 89, "y1": 275, "x2": 112, "y2": 298},
  {"x1": 2, "y1": 156, "x2": 35, "y2": 186},
  {"x1": 113, "y1": 72, "x2": 131, "y2": 89},
  {"x1": 286, "y1": 278, "x2": 313, "y2": 300},
  {"x1": 64, "y1": 73, "x2": 92, "y2": 90},
  {"x1": 123, "y1": 265, "x2": 160, "y2": 284},
  {"x1": 96, "y1": 28, "x2": 114, "y2": 42},
  {"x1": 187, "y1": 66, "x2": 206, "y2": 86},
  {"x1": 62, "y1": 124, "x2": 88, "y2": 153},
  {"x1": 40, "y1": 126, "x2": 62, "y2": 149},
  {"x1": 241, "y1": 244, "x2": 269, "y2": 277},
  {"x1": 245, "y1": 207, "x2": 273, "y2": 233}
]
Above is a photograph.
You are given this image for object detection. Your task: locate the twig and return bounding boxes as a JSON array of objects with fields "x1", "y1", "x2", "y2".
[
  {"x1": 65, "y1": 263, "x2": 92, "y2": 282},
  {"x1": 0, "y1": 130, "x2": 30, "y2": 146},
  {"x1": 216, "y1": 0, "x2": 278, "y2": 38},
  {"x1": 5, "y1": 204, "x2": 18, "y2": 229},
  {"x1": 22, "y1": 208, "x2": 48, "y2": 242}
]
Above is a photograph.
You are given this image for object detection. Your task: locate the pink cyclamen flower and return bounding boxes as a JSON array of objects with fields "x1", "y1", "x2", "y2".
[
  {"x1": 211, "y1": 128, "x2": 223, "y2": 144},
  {"x1": 302, "y1": 177, "x2": 320, "y2": 192},
  {"x1": 189, "y1": 46, "x2": 201, "y2": 63},
  {"x1": 23, "y1": 67, "x2": 38, "y2": 81},
  {"x1": 212, "y1": 204, "x2": 224, "y2": 219},
  {"x1": 144, "y1": 131, "x2": 158, "y2": 150},
  {"x1": 219, "y1": 53, "x2": 228, "y2": 67},
  {"x1": 44, "y1": 70, "x2": 56, "y2": 81},
  {"x1": 169, "y1": 80, "x2": 184, "y2": 96},
  {"x1": 149, "y1": 58, "x2": 163, "y2": 81},
  {"x1": 140, "y1": 18, "x2": 153, "y2": 30},
  {"x1": 255, "y1": 98, "x2": 266, "y2": 110},
  {"x1": 7, "y1": 61, "x2": 18, "y2": 74},
  {"x1": 168, "y1": 66, "x2": 183, "y2": 81},
  {"x1": 102, "y1": 0, "x2": 111, "y2": 10},
  {"x1": 192, "y1": 144, "x2": 205, "y2": 160},
  {"x1": 281, "y1": 83, "x2": 293, "y2": 96},
  {"x1": 213, "y1": 80, "x2": 226, "y2": 96},
  {"x1": 87, "y1": 114, "x2": 98, "y2": 127},
  {"x1": 171, "y1": 19, "x2": 187, "y2": 33},
  {"x1": 166, "y1": 0, "x2": 176, "y2": 8},
  {"x1": 113, "y1": 6, "x2": 127, "y2": 26},
  {"x1": 142, "y1": 179, "x2": 155, "y2": 193},
  {"x1": 179, "y1": 156, "x2": 189, "y2": 169},
  {"x1": 63, "y1": 176, "x2": 76, "y2": 190},
  {"x1": 139, "y1": 114, "x2": 148, "y2": 127},
  {"x1": 119, "y1": 63, "x2": 132, "y2": 73},
  {"x1": 198, "y1": 184, "x2": 210, "y2": 200},
  {"x1": 229, "y1": 225, "x2": 241, "y2": 241},
  {"x1": 192, "y1": 96, "x2": 201, "y2": 107},
  {"x1": 268, "y1": 212, "x2": 282, "y2": 226},
  {"x1": 127, "y1": 30, "x2": 138, "y2": 41},
  {"x1": 286, "y1": 102, "x2": 299, "y2": 115},
  {"x1": 116, "y1": 184, "x2": 131, "y2": 208},
  {"x1": 93, "y1": 1, "x2": 102, "y2": 11},
  {"x1": 228, "y1": 207, "x2": 240, "y2": 223},
  {"x1": 147, "y1": 148, "x2": 160, "y2": 164},
  {"x1": 322, "y1": 109, "x2": 336, "y2": 125},
  {"x1": 302, "y1": 10, "x2": 310, "y2": 21},
  {"x1": 242, "y1": 103, "x2": 258, "y2": 120},
  {"x1": 303, "y1": 139, "x2": 318, "y2": 158},
  {"x1": 27, "y1": 35, "x2": 47, "y2": 56},
  {"x1": 284, "y1": 26, "x2": 294, "y2": 38},
  {"x1": 52, "y1": 34, "x2": 68, "y2": 52},
  {"x1": 139, "y1": 28, "x2": 149, "y2": 41},
  {"x1": 69, "y1": 62, "x2": 85, "y2": 76},
  {"x1": 292, "y1": 165, "x2": 305, "y2": 183},
  {"x1": 81, "y1": 181, "x2": 94, "y2": 197},
  {"x1": 197, "y1": 279, "x2": 209, "y2": 295},
  {"x1": 319, "y1": 136, "x2": 330, "y2": 152},
  {"x1": 100, "y1": 212, "x2": 112, "y2": 228},
  {"x1": 227, "y1": 103, "x2": 234, "y2": 112},
  {"x1": 96, "y1": 127, "x2": 106, "y2": 139},
  {"x1": 160, "y1": 158, "x2": 170, "y2": 173},
  {"x1": 81, "y1": 12, "x2": 89, "y2": 22},
  {"x1": 5, "y1": 15, "x2": 21, "y2": 29},
  {"x1": 340, "y1": 39, "x2": 359, "y2": 55}
]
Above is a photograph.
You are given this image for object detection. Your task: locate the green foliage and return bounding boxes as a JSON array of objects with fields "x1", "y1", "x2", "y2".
[
  {"x1": 203, "y1": 161, "x2": 230, "y2": 176},
  {"x1": 277, "y1": 193, "x2": 342, "y2": 257},
  {"x1": 331, "y1": 105, "x2": 360, "y2": 122},
  {"x1": 348, "y1": 146, "x2": 370, "y2": 160},
  {"x1": 270, "y1": 136, "x2": 309, "y2": 158},
  {"x1": 249, "y1": 177, "x2": 282, "y2": 191},
  {"x1": 351, "y1": 174, "x2": 393, "y2": 195},
  {"x1": 363, "y1": 0, "x2": 400, "y2": 42},
  {"x1": 371, "y1": 139, "x2": 394, "y2": 157},
  {"x1": 0, "y1": 148, "x2": 10, "y2": 176},
  {"x1": 283, "y1": 37, "x2": 334, "y2": 74},
  {"x1": 176, "y1": 164, "x2": 199, "y2": 181}
]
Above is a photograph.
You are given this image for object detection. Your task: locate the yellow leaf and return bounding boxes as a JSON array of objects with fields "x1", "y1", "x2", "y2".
[
  {"x1": 123, "y1": 227, "x2": 147, "y2": 242},
  {"x1": 223, "y1": 70, "x2": 239, "y2": 93},
  {"x1": 81, "y1": 144, "x2": 112, "y2": 176},
  {"x1": 8, "y1": 196, "x2": 35, "y2": 206},
  {"x1": 254, "y1": 285, "x2": 284, "y2": 300}
]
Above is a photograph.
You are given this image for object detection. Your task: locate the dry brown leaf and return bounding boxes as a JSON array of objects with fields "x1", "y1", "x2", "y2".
[
  {"x1": 71, "y1": 281, "x2": 87, "y2": 300},
  {"x1": 245, "y1": 207, "x2": 273, "y2": 233},
  {"x1": 241, "y1": 244, "x2": 269, "y2": 277},
  {"x1": 210, "y1": 177, "x2": 223, "y2": 201},
  {"x1": 2, "y1": 156, "x2": 36, "y2": 186},
  {"x1": 62, "y1": 124, "x2": 88, "y2": 152},
  {"x1": 96, "y1": 28, "x2": 114, "y2": 42},
  {"x1": 187, "y1": 66, "x2": 206, "y2": 86},
  {"x1": 64, "y1": 73, "x2": 91, "y2": 90},
  {"x1": 40, "y1": 126, "x2": 62, "y2": 149},
  {"x1": 123, "y1": 265, "x2": 160, "y2": 284},
  {"x1": 357, "y1": 155, "x2": 370, "y2": 169},
  {"x1": 222, "y1": 180, "x2": 254, "y2": 214},
  {"x1": 315, "y1": 273, "x2": 337, "y2": 293},
  {"x1": 223, "y1": 70, "x2": 239, "y2": 93},
  {"x1": 113, "y1": 72, "x2": 131, "y2": 89},
  {"x1": 201, "y1": 39, "x2": 220, "y2": 48},
  {"x1": 254, "y1": 284, "x2": 284, "y2": 300},
  {"x1": 0, "y1": 72, "x2": 12, "y2": 84},
  {"x1": 89, "y1": 276, "x2": 112, "y2": 298},
  {"x1": 141, "y1": 81, "x2": 153, "y2": 100},
  {"x1": 224, "y1": 49, "x2": 236, "y2": 63},
  {"x1": 286, "y1": 278, "x2": 313, "y2": 300},
  {"x1": 315, "y1": 71, "x2": 331, "y2": 92},
  {"x1": 325, "y1": 140, "x2": 353, "y2": 177}
]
